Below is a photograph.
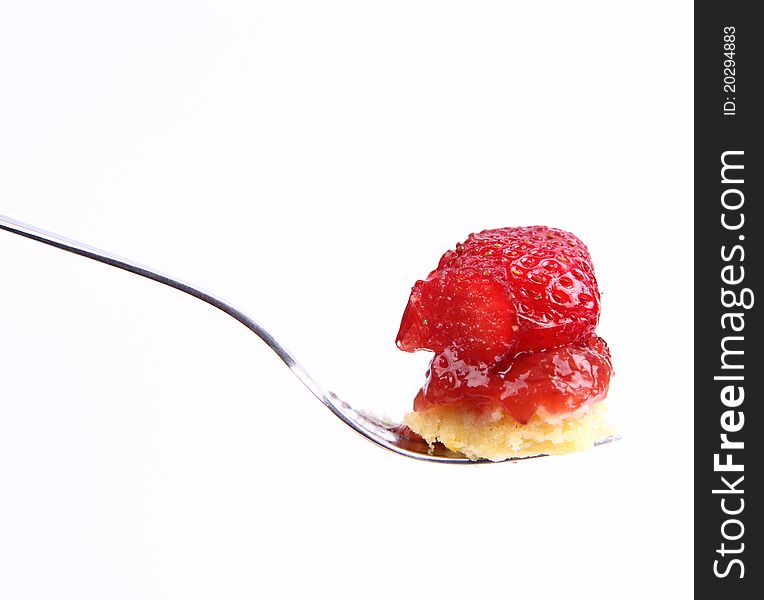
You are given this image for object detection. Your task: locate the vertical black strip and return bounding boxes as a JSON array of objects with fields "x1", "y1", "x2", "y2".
[{"x1": 696, "y1": 1, "x2": 761, "y2": 596}]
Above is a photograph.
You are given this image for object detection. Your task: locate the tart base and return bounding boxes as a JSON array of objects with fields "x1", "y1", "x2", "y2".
[{"x1": 404, "y1": 402, "x2": 614, "y2": 461}]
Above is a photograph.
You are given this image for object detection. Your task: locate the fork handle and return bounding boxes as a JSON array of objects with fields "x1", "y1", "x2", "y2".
[{"x1": 0, "y1": 213, "x2": 330, "y2": 403}]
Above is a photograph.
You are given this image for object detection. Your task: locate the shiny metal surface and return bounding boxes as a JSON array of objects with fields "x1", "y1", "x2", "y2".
[{"x1": 1, "y1": 214, "x2": 618, "y2": 463}]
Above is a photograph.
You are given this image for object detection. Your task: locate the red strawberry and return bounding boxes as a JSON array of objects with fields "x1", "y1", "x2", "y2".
[
  {"x1": 396, "y1": 268, "x2": 516, "y2": 363},
  {"x1": 396, "y1": 226, "x2": 600, "y2": 361},
  {"x1": 414, "y1": 336, "x2": 612, "y2": 424}
]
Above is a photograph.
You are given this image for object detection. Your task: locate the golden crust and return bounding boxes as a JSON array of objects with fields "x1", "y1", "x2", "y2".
[{"x1": 404, "y1": 402, "x2": 614, "y2": 461}]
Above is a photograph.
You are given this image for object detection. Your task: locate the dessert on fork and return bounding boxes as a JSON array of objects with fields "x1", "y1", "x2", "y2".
[{"x1": 396, "y1": 226, "x2": 615, "y2": 461}]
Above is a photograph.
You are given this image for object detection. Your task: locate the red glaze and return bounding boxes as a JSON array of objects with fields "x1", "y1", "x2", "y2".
[
  {"x1": 396, "y1": 226, "x2": 600, "y2": 360},
  {"x1": 413, "y1": 336, "x2": 612, "y2": 424},
  {"x1": 391, "y1": 423, "x2": 426, "y2": 443}
]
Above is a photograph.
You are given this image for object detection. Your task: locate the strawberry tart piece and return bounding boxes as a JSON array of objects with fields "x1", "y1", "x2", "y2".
[{"x1": 397, "y1": 226, "x2": 615, "y2": 460}]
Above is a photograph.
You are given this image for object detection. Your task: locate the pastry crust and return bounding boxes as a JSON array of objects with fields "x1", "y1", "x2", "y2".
[{"x1": 404, "y1": 402, "x2": 614, "y2": 461}]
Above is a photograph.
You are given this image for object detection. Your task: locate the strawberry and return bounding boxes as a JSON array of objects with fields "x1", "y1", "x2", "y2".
[
  {"x1": 413, "y1": 336, "x2": 612, "y2": 424},
  {"x1": 396, "y1": 226, "x2": 600, "y2": 361}
]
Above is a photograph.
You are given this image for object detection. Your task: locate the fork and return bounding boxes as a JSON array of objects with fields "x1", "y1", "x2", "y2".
[{"x1": 1, "y1": 214, "x2": 616, "y2": 463}]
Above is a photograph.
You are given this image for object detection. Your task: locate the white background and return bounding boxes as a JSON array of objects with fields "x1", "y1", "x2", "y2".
[{"x1": 1, "y1": 2, "x2": 693, "y2": 598}]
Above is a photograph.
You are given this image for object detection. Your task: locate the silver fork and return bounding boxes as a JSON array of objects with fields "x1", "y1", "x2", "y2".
[{"x1": 1, "y1": 214, "x2": 616, "y2": 463}]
